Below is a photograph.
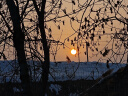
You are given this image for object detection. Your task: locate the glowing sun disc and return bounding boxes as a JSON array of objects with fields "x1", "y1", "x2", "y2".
[{"x1": 71, "y1": 49, "x2": 76, "y2": 55}]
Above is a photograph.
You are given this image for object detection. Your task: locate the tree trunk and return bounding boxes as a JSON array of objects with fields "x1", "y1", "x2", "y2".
[
  {"x1": 38, "y1": 1, "x2": 50, "y2": 95},
  {"x1": 38, "y1": 12, "x2": 50, "y2": 96},
  {"x1": 6, "y1": 0, "x2": 31, "y2": 96}
]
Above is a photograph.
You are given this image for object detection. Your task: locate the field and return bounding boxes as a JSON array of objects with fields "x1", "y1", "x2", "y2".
[{"x1": 0, "y1": 60, "x2": 126, "y2": 95}]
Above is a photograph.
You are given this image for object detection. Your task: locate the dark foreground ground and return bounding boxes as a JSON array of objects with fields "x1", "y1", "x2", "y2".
[
  {"x1": 0, "y1": 80, "x2": 95, "y2": 96},
  {"x1": 1, "y1": 74, "x2": 128, "y2": 96}
]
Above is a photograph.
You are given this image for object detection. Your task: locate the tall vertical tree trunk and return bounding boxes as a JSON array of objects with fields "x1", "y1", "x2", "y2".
[
  {"x1": 6, "y1": 0, "x2": 31, "y2": 96},
  {"x1": 39, "y1": 16, "x2": 50, "y2": 96},
  {"x1": 38, "y1": 11, "x2": 50, "y2": 96},
  {"x1": 32, "y1": 0, "x2": 50, "y2": 95},
  {"x1": 38, "y1": 0, "x2": 50, "y2": 95}
]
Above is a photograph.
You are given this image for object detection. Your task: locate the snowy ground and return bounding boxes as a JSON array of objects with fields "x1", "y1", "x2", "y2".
[
  {"x1": 49, "y1": 61, "x2": 126, "y2": 81},
  {"x1": 0, "y1": 60, "x2": 126, "y2": 83},
  {"x1": 0, "y1": 60, "x2": 126, "y2": 95}
]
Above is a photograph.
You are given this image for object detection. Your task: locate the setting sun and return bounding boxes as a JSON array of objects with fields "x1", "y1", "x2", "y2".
[{"x1": 71, "y1": 49, "x2": 77, "y2": 55}]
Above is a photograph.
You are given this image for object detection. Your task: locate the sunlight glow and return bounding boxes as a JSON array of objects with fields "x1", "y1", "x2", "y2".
[{"x1": 71, "y1": 49, "x2": 77, "y2": 55}]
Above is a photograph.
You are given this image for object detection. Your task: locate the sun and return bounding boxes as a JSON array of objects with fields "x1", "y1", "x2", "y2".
[{"x1": 71, "y1": 49, "x2": 77, "y2": 55}]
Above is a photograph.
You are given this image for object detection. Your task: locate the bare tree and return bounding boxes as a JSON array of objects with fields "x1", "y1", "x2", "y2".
[
  {"x1": 5, "y1": 0, "x2": 32, "y2": 95},
  {"x1": 31, "y1": 0, "x2": 50, "y2": 95},
  {"x1": 0, "y1": 0, "x2": 127, "y2": 95},
  {"x1": 0, "y1": 0, "x2": 72, "y2": 95}
]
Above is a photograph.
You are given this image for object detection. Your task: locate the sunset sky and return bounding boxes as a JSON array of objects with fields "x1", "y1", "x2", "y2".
[
  {"x1": 45, "y1": 0, "x2": 128, "y2": 63},
  {"x1": 0, "y1": 0, "x2": 127, "y2": 63}
]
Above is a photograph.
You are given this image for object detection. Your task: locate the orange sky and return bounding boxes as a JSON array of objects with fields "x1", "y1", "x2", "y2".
[
  {"x1": 45, "y1": 0, "x2": 128, "y2": 63},
  {"x1": 2, "y1": 0, "x2": 128, "y2": 63}
]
